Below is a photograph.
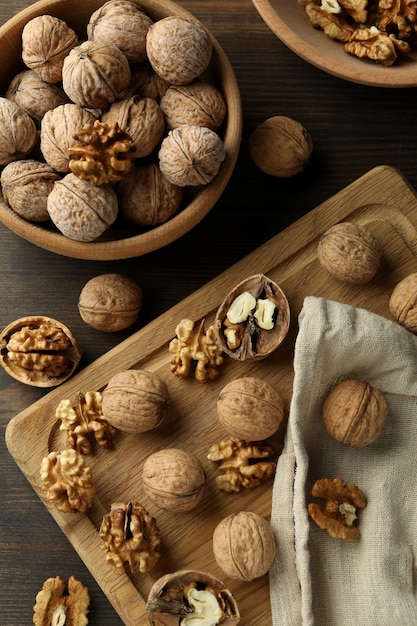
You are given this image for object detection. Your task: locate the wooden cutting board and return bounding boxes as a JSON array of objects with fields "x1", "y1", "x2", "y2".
[{"x1": 6, "y1": 165, "x2": 417, "y2": 626}]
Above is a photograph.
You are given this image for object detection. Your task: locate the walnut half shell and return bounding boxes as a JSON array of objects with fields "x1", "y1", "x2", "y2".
[
  {"x1": 214, "y1": 273, "x2": 290, "y2": 361},
  {"x1": 147, "y1": 569, "x2": 240, "y2": 625},
  {"x1": 0, "y1": 315, "x2": 82, "y2": 387}
]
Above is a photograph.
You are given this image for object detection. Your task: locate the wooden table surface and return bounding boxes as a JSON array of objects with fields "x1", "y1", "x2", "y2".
[{"x1": 2, "y1": 1, "x2": 417, "y2": 624}]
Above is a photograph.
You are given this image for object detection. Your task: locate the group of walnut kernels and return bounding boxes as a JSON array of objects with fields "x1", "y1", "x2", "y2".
[
  {"x1": 300, "y1": 0, "x2": 417, "y2": 67},
  {"x1": 0, "y1": 0, "x2": 228, "y2": 240}
]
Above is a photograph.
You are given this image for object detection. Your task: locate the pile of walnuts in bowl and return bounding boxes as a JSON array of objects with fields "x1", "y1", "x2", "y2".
[{"x1": 0, "y1": 0, "x2": 228, "y2": 241}]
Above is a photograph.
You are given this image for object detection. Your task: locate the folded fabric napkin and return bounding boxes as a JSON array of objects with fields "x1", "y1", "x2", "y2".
[{"x1": 269, "y1": 296, "x2": 417, "y2": 626}]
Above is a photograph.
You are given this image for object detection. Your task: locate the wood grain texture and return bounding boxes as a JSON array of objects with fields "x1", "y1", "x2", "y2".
[{"x1": 6, "y1": 165, "x2": 417, "y2": 625}]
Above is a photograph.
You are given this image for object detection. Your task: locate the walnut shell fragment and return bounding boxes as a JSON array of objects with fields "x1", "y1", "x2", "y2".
[
  {"x1": 322, "y1": 379, "x2": 388, "y2": 447},
  {"x1": 142, "y1": 448, "x2": 206, "y2": 512},
  {"x1": 99, "y1": 501, "x2": 161, "y2": 574},
  {"x1": 0, "y1": 315, "x2": 82, "y2": 387},
  {"x1": 217, "y1": 376, "x2": 285, "y2": 441},
  {"x1": 389, "y1": 272, "x2": 417, "y2": 332},
  {"x1": 308, "y1": 477, "x2": 367, "y2": 541},
  {"x1": 147, "y1": 569, "x2": 240, "y2": 626},
  {"x1": 214, "y1": 273, "x2": 290, "y2": 361},
  {"x1": 317, "y1": 221, "x2": 382, "y2": 284},
  {"x1": 33, "y1": 575, "x2": 90, "y2": 626},
  {"x1": 212, "y1": 511, "x2": 276, "y2": 581}
]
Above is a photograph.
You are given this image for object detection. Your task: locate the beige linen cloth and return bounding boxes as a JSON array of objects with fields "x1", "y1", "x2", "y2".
[{"x1": 269, "y1": 296, "x2": 417, "y2": 626}]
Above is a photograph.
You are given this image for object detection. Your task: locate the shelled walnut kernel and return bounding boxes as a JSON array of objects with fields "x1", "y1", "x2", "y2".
[
  {"x1": 99, "y1": 502, "x2": 161, "y2": 574},
  {"x1": 308, "y1": 477, "x2": 367, "y2": 541},
  {"x1": 33, "y1": 575, "x2": 90, "y2": 626}
]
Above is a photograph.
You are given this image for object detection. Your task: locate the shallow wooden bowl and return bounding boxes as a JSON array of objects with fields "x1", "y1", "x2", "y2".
[
  {"x1": 252, "y1": 0, "x2": 417, "y2": 87},
  {"x1": 0, "y1": 0, "x2": 242, "y2": 260}
]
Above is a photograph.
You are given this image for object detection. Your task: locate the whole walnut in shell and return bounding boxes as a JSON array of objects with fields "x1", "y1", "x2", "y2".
[
  {"x1": 317, "y1": 221, "x2": 382, "y2": 284},
  {"x1": 1, "y1": 159, "x2": 60, "y2": 222},
  {"x1": 212, "y1": 511, "x2": 276, "y2": 581},
  {"x1": 249, "y1": 115, "x2": 313, "y2": 178},
  {"x1": 158, "y1": 125, "x2": 226, "y2": 187},
  {"x1": 102, "y1": 369, "x2": 169, "y2": 433},
  {"x1": 322, "y1": 379, "x2": 388, "y2": 447},
  {"x1": 62, "y1": 40, "x2": 131, "y2": 109},
  {"x1": 217, "y1": 376, "x2": 285, "y2": 441},
  {"x1": 87, "y1": 0, "x2": 153, "y2": 63},
  {"x1": 47, "y1": 173, "x2": 118, "y2": 242},
  {"x1": 41, "y1": 103, "x2": 98, "y2": 173},
  {"x1": 118, "y1": 162, "x2": 183, "y2": 226},
  {"x1": 78, "y1": 273, "x2": 142, "y2": 331},
  {"x1": 389, "y1": 272, "x2": 417, "y2": 332},
  {"x1": 6, "y1": 70, "x2": 68, "y2": 123},
  {"x1": 142, "y1": 448, "x2": 206, "y2": 512},
  {"x1": 0, "y1": 97, "x2": 38, "y2": 166},
  {"x1": 146, "y1": 16, "x2": 213, "y2": 85},
  {"x1": 160, "y1": 79, "x2": 227, "y2": 131},
  {"x1": 21, "y1": 15, "x2": 78, "y2": 83},
  {"x1": 126, "y1": 65, "x2": 169, "y2": 101},
  {"x1": 102, "y1": 95, "x2": 165, "y2": 159}
]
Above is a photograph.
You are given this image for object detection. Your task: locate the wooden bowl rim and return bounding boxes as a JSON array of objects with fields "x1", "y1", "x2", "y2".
[
  {"x1": 0, "y1": 0, "x2": 242, "y2": 260},
  {"x1": 252, "y1": 0, "x2": 417, "y2": 88}
]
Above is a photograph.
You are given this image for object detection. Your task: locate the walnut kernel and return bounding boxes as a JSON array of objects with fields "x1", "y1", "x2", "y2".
[
  {"x1": 249, "y1": 115, "x2": 313, "y2": 178},
  {"x1": 322, "y1": 379, "x2": 388, "y2": 447},
  {"x1": 33, "y1": 575, "x2": 90, "y2": 626},
  {"x1": 0, "y1": 315, "x2": 81, "y2": 387},
  {"x1": 40, "y1": 449, "x2": 96, "y2": 513},
  {"x1": 308, "y1": 477, "x2": 367, "y2": 540},
  {"x1": 78, "y1": 273, "x2": 142, "y2": 332}
]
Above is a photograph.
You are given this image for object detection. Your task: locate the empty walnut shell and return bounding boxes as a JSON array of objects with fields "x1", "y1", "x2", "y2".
[
  {"x1": 78, "y1": 273, "x2": 142, "y2": 332},
  {"x1": 214, "y1": 273, "x2": 290, "y2": 361},
  {"x1": 0, "y1": 315, "x2": 82, "y2": 387},
  {"x1": 217, "y1": 376, "x2": 285, "y2": 441},
  {"x1": 142, "y1": 448, "x2": 206, "y2": 512},
  {"x1": 102, "y1": 369, "x2": 169, "y2": 432},
  {"x1": 317, "y1": 222, "x2": 382, "y2": 284},
  {"x1": 212, "y1": 511, "x2": 276, "y2": 582},
  {"x1": 322, "y1": 379, "x2": 388, "y2": 447},
  {"x1": 389, "y1": 272, "x2": 417, "y2": 332},
  {"x1": 147, "y1": 569, "x2": 240, "y2": 625}
]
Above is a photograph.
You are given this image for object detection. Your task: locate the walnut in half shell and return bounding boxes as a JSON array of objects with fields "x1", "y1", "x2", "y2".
[
  {"x1": 0, "y1": 315, "x2": 82, "y2": 387},
  {"x1": 147, "y1": 569, "x2": 240, "y2": 625},
  {"x1": 214, "y1": 273, "x2": 290, "y2": 361}
]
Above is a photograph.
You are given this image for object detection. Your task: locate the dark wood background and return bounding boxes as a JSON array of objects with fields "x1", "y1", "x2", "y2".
[{"x1": 2, "y1": 0, "x2": 417, "y2": 624}]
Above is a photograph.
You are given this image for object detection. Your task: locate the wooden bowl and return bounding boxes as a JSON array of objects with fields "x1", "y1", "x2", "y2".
[
  {"x1": 252, "y1": 0, "x2": 417, "y2": 87},
  {"x1": 0, "y1": 0, "x2": 242, "y2": 260}
]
